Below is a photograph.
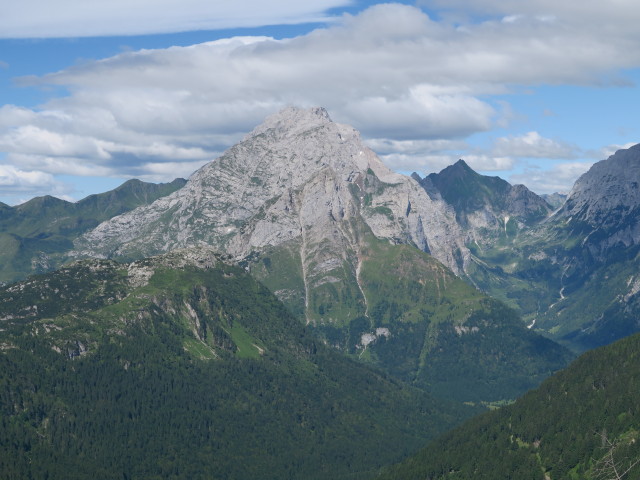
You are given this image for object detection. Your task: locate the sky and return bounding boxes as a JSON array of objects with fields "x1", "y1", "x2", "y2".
[{"x1": 1, "y1": 0, "x2": 639, "y2": 205}]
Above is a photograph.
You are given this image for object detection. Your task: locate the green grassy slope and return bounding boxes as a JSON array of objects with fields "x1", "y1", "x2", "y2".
[
  {"x1": 252, "y1": 234, "x2": 573, "y2": 405},
  {"x1": 357, "y1": 241, "x2": 572, "y2": 404}
]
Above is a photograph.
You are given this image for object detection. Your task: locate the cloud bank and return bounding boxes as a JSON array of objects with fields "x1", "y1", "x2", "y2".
[
  {"x1": 0, "y1": 0, "x2": 351, "y2": 38},
  {"x1": 2, "y1": 2, "x2": 640, "y2": 200}
]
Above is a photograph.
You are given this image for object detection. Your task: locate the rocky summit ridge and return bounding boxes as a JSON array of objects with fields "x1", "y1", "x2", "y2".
[
  {"x1": 74, "y1": 106, "x2": 467, "y2": 273},
  {"x1": 417, "y1": 159, "x2": 552, "y2": 247}
]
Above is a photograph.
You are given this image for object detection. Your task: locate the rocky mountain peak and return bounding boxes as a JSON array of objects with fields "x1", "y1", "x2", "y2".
[
  {"x1": 244, "y1": 106, "x2": 333, "y2": 141},
  {"x1": 447, "y1": 159, "x2": 474, "y2": 175},
  {"x1": 551, "y1": 142, "x2": 640, "y2": 256},
  {"x1": 418, "y1": 160, "x2": 551, "y2": 245},
  {"x1": 73, "y1": 107, "x2": 467, "y2": 276},
  {"x1": 559, "y1": 143, "x2": 640, "y2": 227}
]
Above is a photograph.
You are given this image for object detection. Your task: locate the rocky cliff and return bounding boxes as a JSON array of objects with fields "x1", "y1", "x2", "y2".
[{"x1": 554, "y1": 143, "x2": 640, "y2": 257}]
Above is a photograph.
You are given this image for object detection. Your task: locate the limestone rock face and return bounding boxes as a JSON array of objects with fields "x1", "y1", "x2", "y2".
[
  {"x1": 555, "y1": 144, "x2": 640, "y2": 253},
  {"x1": 74, "y1": 106, "x2": 467, "y2": 273}
]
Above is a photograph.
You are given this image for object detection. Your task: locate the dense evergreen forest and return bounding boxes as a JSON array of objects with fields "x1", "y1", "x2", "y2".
[
  {"x1": 0, "y1": 256, "x2": 474, "y2": 479},
  {"x1": 376, "y1": 331, "x2": 640, "y2": 480}
]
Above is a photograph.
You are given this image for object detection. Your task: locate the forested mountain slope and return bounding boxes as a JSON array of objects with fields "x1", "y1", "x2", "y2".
[
  {"x1": 0, "y1": 249, "x2": 472, "y2": 480},
  {"x1": 377, "y1": 331, "x2": 640, "y2": 480}
]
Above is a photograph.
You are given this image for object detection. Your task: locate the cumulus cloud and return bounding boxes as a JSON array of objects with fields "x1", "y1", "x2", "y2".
[
  {"x1": 0, "y1": 0, "x2": 351, "y2": 38},
  {"x1": 509, "y1": 162, "x2": 593, "y2": 194},
  {"x1": 0, "y1": 164, "x2": 71, "y2": 202},
  {"x1": 589, "y1": 142, "x2": 637, "y2": 161},
  {"x1": 2, "y1": 2, "x2": 640, "y2": 197},
  {"x1": 492, "y1": 131, "x2": 578, "y2": 159}
]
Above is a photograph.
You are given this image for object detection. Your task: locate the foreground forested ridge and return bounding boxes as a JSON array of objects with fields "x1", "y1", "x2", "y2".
[
  {"x1": 376, "y1": 331, "x2": 640, "y2": 480},
  {"x1": 0, "y1": 249, "x2": 473, "y2": 479}
]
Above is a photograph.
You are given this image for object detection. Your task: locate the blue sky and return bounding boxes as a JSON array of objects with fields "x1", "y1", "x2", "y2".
[{"x1": 1, "y1": 0, "x2": 639, "y2": 204}]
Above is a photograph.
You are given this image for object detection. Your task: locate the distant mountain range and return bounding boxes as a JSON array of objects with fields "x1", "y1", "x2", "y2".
[
  {"x1": 0, "y1": 178, "x2": 185, "y2": 284},
  {"x1": 449, "y1": 144, "x2": 640, "y2": 352}
]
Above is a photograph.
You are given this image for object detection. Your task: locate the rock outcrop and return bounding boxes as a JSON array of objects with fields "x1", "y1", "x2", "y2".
[{"x1": 554, "y1": 143, "x2": 640, "y2": 256}]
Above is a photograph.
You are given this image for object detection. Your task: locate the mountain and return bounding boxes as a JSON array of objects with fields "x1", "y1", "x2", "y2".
[
  {"x1": 540, "y1": 192, "x2": 567, "y2": 209},
  {"x1": 418, "y1": 159, "x2": 552, "y2": 245},
  {"x1": 0, "y1": 178, "x2": 186, "y2": 284},
  {"x1": 448, "y1": 144, "x2": 640, "y2": 352},
  {"x1": 555, "y1": 143, "x2": 640, "y2": 256},
  {"x1": 0, "y1": 249, "x2": 473, "y2": 480},
  {"x1": 376, "y1": 331, "x2": 640, "y2": 480},
  {"x1": 74, "y1": 107, "x2": 467, "y2": 272},
  {"x1": 71, "y1": 107, "x2": 572, "y2": 404}
]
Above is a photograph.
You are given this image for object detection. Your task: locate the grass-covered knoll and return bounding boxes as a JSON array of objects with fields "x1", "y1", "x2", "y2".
[
  {"x1": 0, "y1": 178, "x2": 185, "y2": 284},
  {"x1": 0, "y1": 250, "x2": 474, "y2": 480},
  {"x1": 376, "y1": 331, "x2": 640, "y2": 480}
]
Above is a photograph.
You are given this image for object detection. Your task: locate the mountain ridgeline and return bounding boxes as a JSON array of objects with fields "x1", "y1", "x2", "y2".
[
  {"x1": 68, "y1": 107, "x2": 572, "y2": 404},
  {"x1": 0, "y1": 178, "x2": 186, "y2": 284},
  {"x1": 428, "y1": 145, "x2": 640, "y2": 352}
]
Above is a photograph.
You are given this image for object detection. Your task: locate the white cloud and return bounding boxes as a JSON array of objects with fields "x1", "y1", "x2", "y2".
[
  {"x1": 341, "y1": 88, "x2": 495, "y2": 140},
  {"x1": 509, "y1": 162, "x2": 593, "y2": 194},
  {"x1": 589, "y1": 142, "x2": 637, "y2": 161},
  {"x1": 364, "y1": 138, "x2": 467, "y2": 156},
  {"x1": 463, "y1": 154, "x2": 515, "y2": 172},
  {"x1": 492, "y1": 132, "x2": 578, "y2": 159},
  {"x1": 2, "y1": 3, "x2": 640, "y2": 196},
  {"x1": 0, "y1": 164, "x2": 71, "y2": 202},
  {"x1": 0, "y1": 0, "x2": 351, "y2": 38}
]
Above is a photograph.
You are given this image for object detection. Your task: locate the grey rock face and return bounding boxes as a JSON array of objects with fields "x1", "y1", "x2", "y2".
[
  {"x1": 74, "y1": 107, "x2": 467, "y2": 273},
  {"x1": 558, "y1": 144, "x2": 640, "y2": 226},
  {"x1": 550, "y1": 143, "x2": 640, "y2": 258}
]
